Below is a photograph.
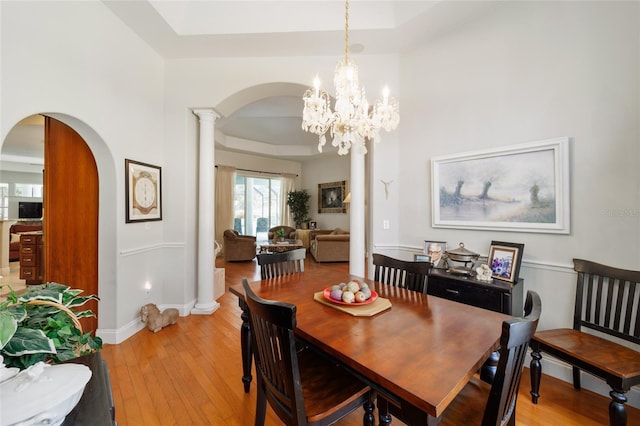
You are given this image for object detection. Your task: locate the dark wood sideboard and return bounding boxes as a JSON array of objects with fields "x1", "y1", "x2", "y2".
[{"x1": 428, "y1": 268, "x2": 523, "y2": 316}]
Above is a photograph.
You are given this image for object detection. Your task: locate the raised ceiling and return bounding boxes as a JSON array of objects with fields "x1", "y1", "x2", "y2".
[{"x1": 2, "y1": 1, "x2": 496, "y2": 162}]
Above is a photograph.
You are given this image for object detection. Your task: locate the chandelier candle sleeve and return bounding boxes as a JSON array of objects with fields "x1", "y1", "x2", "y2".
[{"x1": 302, "y1": 0, "x2": 399, "y2": 156}]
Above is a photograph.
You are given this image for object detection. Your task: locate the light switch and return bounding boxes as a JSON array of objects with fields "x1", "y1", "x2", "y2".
[{"x1": 383, "y1": 220, "x2": 389, "y2": 229}]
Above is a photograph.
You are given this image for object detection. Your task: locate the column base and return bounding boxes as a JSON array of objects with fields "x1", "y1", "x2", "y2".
[
  {"x1": 214, "y1": 267, "x2": 225, "y2": 300},
  {"x1": 191, "y1": 301, "x2": 220, "y2": 315}
]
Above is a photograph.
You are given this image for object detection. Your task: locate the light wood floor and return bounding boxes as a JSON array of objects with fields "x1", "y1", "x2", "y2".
[
  {"x1": 0, "y1": 261, "x2": 26, "y2": 298},
  {"x1": 100, "y1": 257, "x2": 640, "y2": 425}
]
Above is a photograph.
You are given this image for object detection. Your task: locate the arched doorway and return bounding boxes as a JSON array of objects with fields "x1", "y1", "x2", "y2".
[{"x1": 2, "y1": 113, "x2": 118, "y2": 336}]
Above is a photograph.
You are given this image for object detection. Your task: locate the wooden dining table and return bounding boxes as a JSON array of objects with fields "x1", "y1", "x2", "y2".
[{"x1": 229, "y1": 272, "x2": 510, "y2": 425}]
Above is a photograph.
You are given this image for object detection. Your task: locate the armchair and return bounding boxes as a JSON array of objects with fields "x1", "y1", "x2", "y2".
[
  {"x1": 267, "y1": 225, "x2": 296, "y2": 241},
  {"x1": 223, "y1": 229, "x2": 257, "y2": 262}
]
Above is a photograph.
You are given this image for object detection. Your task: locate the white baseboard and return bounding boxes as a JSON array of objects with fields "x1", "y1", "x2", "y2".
[{"x1": 97, "y1": 318, "x2": 145, "y2": 345}]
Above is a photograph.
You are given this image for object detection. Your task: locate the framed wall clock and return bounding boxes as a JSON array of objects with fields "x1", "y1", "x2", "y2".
[{"x1": 125, "y1": 159, "x2": 162, "y2": 223}]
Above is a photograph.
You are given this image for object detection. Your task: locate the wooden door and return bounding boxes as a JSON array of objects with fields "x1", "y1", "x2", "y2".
[{"x1": 44, "y1": 117, "x2": 99, "y2": 333}]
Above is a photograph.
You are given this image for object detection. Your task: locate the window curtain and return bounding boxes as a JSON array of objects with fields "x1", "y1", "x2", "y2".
[
  {"x1": 215, "y1": 165, "x2": 236, "y2": 256},
  {"x1": 280, "y1": 173, "x2": 296, "y2": 227}
]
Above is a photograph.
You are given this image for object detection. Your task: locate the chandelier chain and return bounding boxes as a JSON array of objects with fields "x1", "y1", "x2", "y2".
[{"x1": 344, "y1": 0, "x2": 349, "y2": 64}]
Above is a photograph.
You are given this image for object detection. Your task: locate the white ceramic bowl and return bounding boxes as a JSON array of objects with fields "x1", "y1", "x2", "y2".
[{"x1": 1, "y1": 362, "x2": 92, "y2": 426}]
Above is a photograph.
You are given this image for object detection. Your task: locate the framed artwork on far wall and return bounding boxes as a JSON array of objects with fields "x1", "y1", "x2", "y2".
[
  {"x1": 488, "y1": 241, "x2": 524, "y2": 283},
  {"x1": 125, "y1": 159, "x2": 162, "y2": 223},
  {"x1": 318, "y1": 181, "x2": 347, "y2": 214}
]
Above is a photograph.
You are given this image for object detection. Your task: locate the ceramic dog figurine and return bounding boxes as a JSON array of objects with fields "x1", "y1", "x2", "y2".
[{"x1": 140, "y1": 303, "x2": 179, "y2": 333}]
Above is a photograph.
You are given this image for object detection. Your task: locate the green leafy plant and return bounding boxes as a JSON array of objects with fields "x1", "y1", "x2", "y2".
[
  {"x1": 0, "y1": 283, "x2": 102, "y2": 370},
  {"x1": 287, "y1": 190, "x2": 311, "y2": 228}
]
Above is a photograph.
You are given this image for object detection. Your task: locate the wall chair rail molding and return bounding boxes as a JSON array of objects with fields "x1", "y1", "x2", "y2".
[{"x1": 431, "y1": 137, "x2": 570, "y2": 234}]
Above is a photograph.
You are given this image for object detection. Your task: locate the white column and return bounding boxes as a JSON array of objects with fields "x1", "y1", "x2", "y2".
[
  {"x1": 349, "y1": 149, "x2": 366, "y2": 276},
  {"x1": 191, "y1": 109, "x2": 220, "y2": 315}
]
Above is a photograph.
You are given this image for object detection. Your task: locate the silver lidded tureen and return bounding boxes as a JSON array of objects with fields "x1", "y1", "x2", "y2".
[{"x1": 444, "y1": 242, "x2": 480, "y2": 276}]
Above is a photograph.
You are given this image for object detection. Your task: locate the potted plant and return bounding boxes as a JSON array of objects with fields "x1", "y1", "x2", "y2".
[
  {"x1": 275, "y1": 227, "x2": 285, "y2": 242},
  {"x1": 287, "y1": 190, "x2": 311, "y2": 229},
  {"x1": 0, "y1": 283, "x2": 102, "y2": 370}
]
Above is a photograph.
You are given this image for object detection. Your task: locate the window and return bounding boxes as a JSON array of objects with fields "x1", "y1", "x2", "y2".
[
  {"x1": 0, "y1": 184, "x2": 8, "y2": 219},
  {"x1": 14, "y1": 183, "x2": 43, "y2": 198},
  {"x1": 233, "y1": 175, "x2": 282, "y2": 241}
]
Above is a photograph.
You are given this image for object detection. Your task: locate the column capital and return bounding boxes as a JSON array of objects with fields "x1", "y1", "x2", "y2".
[{"x1": 193, "y1": 109, "x2": 220, "y2": 122}]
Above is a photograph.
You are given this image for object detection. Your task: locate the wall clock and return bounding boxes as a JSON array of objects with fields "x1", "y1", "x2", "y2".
[{"x1": 125, "y1": 159, "x2": 162, "y2": 223}]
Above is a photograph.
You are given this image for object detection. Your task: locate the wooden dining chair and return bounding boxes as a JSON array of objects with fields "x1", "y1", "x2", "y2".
[
  {"x1": 257, "y1": 248, "x2": 306, "y2": 279},
  {"x1": 242, "y1": 279, "x2": 375, "y2": 426},
  {"x1": 529, "y1": 259, "x2": 640, "y2": 426},
  {"x1": 372, "y1": 253, "x2": 431, "y2": 293}
]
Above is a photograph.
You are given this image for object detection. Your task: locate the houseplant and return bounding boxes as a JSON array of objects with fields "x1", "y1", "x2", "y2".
[
  {"x1": 287, "y1": 190, "x2": 311, "y2": 229},
  {"x1": 0, "y1": 283, "x2": 102, "y2": 370}
]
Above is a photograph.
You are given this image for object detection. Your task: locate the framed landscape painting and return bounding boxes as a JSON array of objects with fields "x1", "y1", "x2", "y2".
[{"x1": 431, "y1": 137, "x2": 570, "y2": 234}]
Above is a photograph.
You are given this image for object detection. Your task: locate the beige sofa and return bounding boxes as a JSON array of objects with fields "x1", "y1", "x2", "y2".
[{"x1": 310, "y1": 228, "x2": 350, "y2": 262}]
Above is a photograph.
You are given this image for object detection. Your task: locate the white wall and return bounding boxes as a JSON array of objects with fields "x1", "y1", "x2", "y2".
[
  {"x1": 1, "y1": 1, "x2": 165, "y2": 334},
  {"x1": 301, "y1": 155, "x2": 350, "y2": 231},
  {"x1": 394, "y1": 1, "x2": 639, "y2": 404}
]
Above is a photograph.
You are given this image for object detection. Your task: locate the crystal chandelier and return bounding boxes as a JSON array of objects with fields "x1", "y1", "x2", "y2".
[{"x1": 302, "y1": 0, "x2": 399, "y2": 156}]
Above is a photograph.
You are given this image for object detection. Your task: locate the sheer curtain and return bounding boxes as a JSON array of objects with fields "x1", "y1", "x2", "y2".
[
  {"x1": 215, "y1": 166, "x2": 236, "y2": 255},
  {"x1": 280, "y1": 173, "x2": 296, "y2": 227}
]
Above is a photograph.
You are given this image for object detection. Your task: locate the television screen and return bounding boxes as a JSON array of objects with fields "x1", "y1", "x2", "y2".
[{"x1": 18, "y1": 201, "x2": 43, "y2": 219}]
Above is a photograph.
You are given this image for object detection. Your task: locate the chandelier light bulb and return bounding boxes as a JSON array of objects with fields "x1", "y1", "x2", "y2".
[{"x1": 301, "y1": 0, "x2": 399, "y2": 156}]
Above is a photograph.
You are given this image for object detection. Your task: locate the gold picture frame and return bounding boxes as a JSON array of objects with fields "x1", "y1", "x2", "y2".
[
  {"x1": 318, "y1": 181, "x2": 347, "y2": 214},
  {"x1": 125, "y1": 159, "x2": 162, "y2": 223}
]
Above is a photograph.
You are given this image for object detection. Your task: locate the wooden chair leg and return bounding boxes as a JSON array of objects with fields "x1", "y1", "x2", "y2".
[
  {"x1": 572, "y1": 365, "x2": 581, "y2": 390},
  {"x1": 530, "y1": 349, "x2": 542, "y2": 403},
  {"x1": 609, "y1": 388, "x2": 628, "y2": 426},
  {"x1": 363, "y1": 393, "x2": 375, "y2": 426},
  {"x1": 255, "y1": 380, "x2": 267, "y2": 426},
  {"x1": 377, "y1": 396, "x2": 392, "y2": 426},
  {"x1": 239, "y1": 299, "x2": 253, "y2": 393}
]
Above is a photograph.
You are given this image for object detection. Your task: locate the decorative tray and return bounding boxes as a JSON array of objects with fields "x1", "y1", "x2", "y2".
[{"x1": 322, "y1": 287, "x2": 379, "y2": 306}]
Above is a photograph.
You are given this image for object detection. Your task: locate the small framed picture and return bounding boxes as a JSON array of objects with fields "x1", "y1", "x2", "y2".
[
  {"x1": 125, "y1": 159, "x2": 162, "y2": 223},
  {"x1": 424, "y1": 240, "x2": 447, "y2": 268},
  {"x1": 309, "y1": 221, "x2": 317, "y2": 230},
  {"x1": 488, "y1": 241, "x2": 524, "y2": 283},
  {"x1": 414, "y1": 254, "x2": 431, "y2": 263}
]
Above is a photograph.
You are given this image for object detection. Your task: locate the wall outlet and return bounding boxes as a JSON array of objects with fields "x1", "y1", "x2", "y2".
[{"x1": 383, "y1": 219, "x2": 390, "y2": 229}]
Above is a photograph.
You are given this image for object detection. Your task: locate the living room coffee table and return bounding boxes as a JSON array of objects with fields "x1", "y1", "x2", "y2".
[{"x1": 259, "y1": 239, "x2": 304, "y2": 253}]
